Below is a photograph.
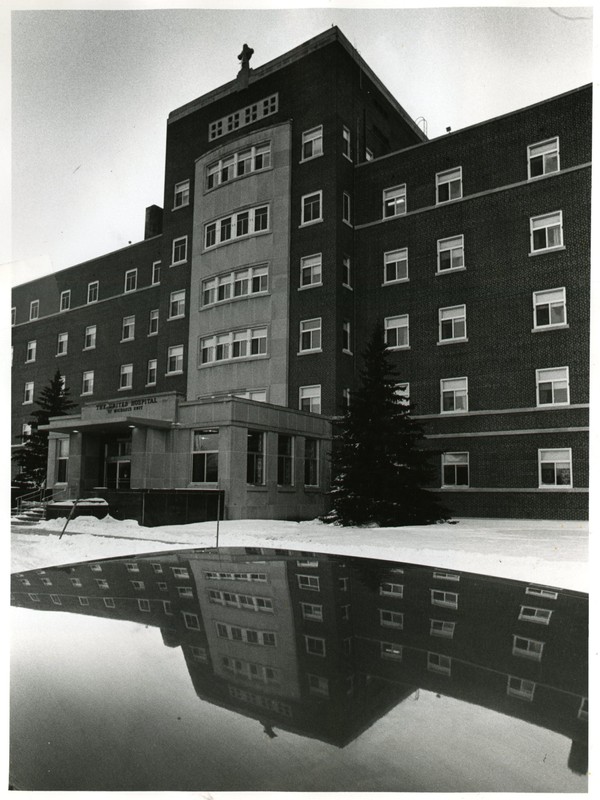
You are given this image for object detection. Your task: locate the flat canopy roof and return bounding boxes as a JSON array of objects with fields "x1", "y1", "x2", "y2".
[{"x1": 41, "y1": 416, "x2": 174, "y2": 434}]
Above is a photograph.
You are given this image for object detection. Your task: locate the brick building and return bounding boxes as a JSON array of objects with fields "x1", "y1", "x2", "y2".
[{"x1": 11, "y1": 27, "x2": 590, "y2": 522}]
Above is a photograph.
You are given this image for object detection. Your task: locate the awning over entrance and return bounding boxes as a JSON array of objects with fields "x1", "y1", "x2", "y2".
[{"x1": 41, "y1": 415, "x2": 175, "y2": 435}]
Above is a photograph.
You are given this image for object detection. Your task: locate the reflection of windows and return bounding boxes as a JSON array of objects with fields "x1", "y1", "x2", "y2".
[
  {"x1": 297, "y1": 574, "x2": 320, "y2": 591},
  {"x1": 431, "y1": 590, "x2": 458, "y2": 609},
  {"x1": 518, "y1": 605, "x2": 552, "y2": 625},
  {"x1": 436, "y1": 167, "x2": 462, "y2": 203},
  {"x1": 430, "y1": 619, "x2": 455, "y2": 639},
  {"x1": 578, "y1": 697, "x2": 588, "y2": 722},
  {"x1": 427, "y1": 652, "x2": 451, "y2": 675},
  {"x1": 342, "y1": 192, "x2": 351, "y2": 224},
  {"x1": 70, "y1": 577, "x2": 82, "y2": 587},
  {"x1": 192, "y1": 429, "x2": 219, "y2": 482},
  {"x1": 247, "y1": 430, "x2": 265, "y2": 485},
  {"x1": 222, "y1": 656, "x2": 278, "y2": 684},
  {"x1": 304, "y1": 635, "x2": 326, "y2": 656},
  {"x1": 216, "y1": 621, "x2": 276, "y2": 646},
  {"x1": 130, "y1": 580, "x2": 145, "y2": 590},
  {"x1": 538, "y1": 448, "x2": 572, "y2": 487},
  {"x1": 380, "y1": 582, "x2": 403, "y2": 597},
  {"x1": 138, "y1": 599, "x2": 151, "y2": 612},
  {"x1": 342, "y1": 125, "x2": 352, "y2": 160},
  {"x1": 308, "y1": 674, "x2": 329, "y2": 696},
  {"x1": 526, "y1": 585, "x2": 558, "y2": 600},
  {"x1": 104, "y1": 598, "x2": 115, "y2": 608},
  {"x1": 433, "y1": 571, "x2": 460, "y2": 582},
  {"x1": 379, "y1": 609, "x2": 403, "y2": 628},
  {"x1": 299, "y1": 385, "x2": 321, "y2": 413},
  {"x1": 381, "y1": 642, "x2": 403, "y2": 660},
  {"x1": 96, "y1": 579, "x2": 109, "y2": 589},
  {"x1": 301, "y1": 603, "x2": 323, "y2": 621},
  {"x1": 183, "y1": 612, "x2": 200, "y2": 630},
  {"x1": 442, "y1": 452, "x2": 469, "y2": 486},
  {"x1": 512, "y1": 635, "x2": 544, "y2": 661}
]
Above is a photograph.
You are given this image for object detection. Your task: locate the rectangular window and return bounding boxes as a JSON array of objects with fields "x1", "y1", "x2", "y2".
[
  {"x1": 138, "y1": 599, "x2": 151, "y2": 612},
  {"x1": 381, "y1": 641, "x2": 403, "y2": 660},
  {"x1": 59, "y1": 290, "x2": 71, "y2": 312},
  {"x1": 394, "y1": 383, "x2": 410, "y2": 403},
  {"x1": 441, "y1": 377, "x2": 468, "y2": 413},
  {"x1": 84, "y1": 325, "x2": 96, "y2": 350},
  {"x1": 304, "y1": 438, "x2": 319, "y2": 487},
  {"x1": 442, "y1": 452, "x2": 469, "y2": 486},
  {"x1": 29, "y1": 300, "x2": 39, "y2": 320},
  {"x1": 430, "y1": 619, "x2": 455, "y2": 639},
  {"x1": 342, "y1": 125, "x2": 352, "y2": 160},
  {"x1": 304, "y1": 635, "x2": 326, "y2": 657},
  {"x1": 26, "y1": 340, "x2": 36, "y2": 362},
  {"x1": 204, "y1": 206, "x2": 269, "y2": 249},
  {"x1": 124, "y1": 269, "x2": 137, "y2": 293},
  {"x1": 439, "y1": 305, "x2": 467, "y2": 342},
  {"x1": 50, "y1": 595, "x2": 61, "y2": 605},
  {"x1": 538, "y1": 448, "x2": 572, "y2": 487},
  {"x1": 119, "y1": 364, "x2": 133, "y2": 390},
  {"x1": 130, "y1": 580, "x2": 145, "y2": 590},
  {"x1": 148, "y1": 309, "x2": 159, "y2": 336},
  {"x1": 167, "y1": 345, "x2": 184, "y2": 374},
  {"x1": 383, "y1": 185, "x2": 406, "y2": 218},
  {"x1": 152, "y1": 261, "x2": 161, "y2": 285},
  {"x1": 201, "y1": 327, "x2": 267, "y2": 364},
  {"x1": 342, "y1": 192, "x2": 351, "y2": 224},
  {"x1": 533, "y1": 287, "x2": 567, "y2": 329},
  {"x1": 518, "y1": 605, "x2": 553, "y2": 625},
  {"x1": 431, "y1": 589, "x2": 458, "y2": 609},
  {"x1": 507, "y1": 676, "x2": 536, "y2": 701},
  {"x1": 183, "y1": 612, "x2": 200, "y2": 630},
  {"x1": 55, "y1": 437, "x2": 69, "y2": 482},
  {"x1": 56, "y1": 332, "x2": 68, "y2": 356},
  {"x1": 512, "y1": 635, "x2": 544, "y2": 661},
  {"x1": 528, "y1": 137, "x2": 559, "y2": 178},
  {"x1": 81, "y1": 370, "x2": 94, "y2": 395},
  {"x1": 380, "y1": 609, "x2": 403, "y2": 628},
  {"x1": 202, "y1": 265, "x2": 268, "y2": 305},
  {"x1": 78, "y1": 597, "x2": 89, "y2": 606},
  {"x1": 277, "y1": 435, "x2": 293, "y2": 486},
  {"x1": 96, "y1": 579, "x2": 109, "y2": 589},
  {"x1": 146, "y1": 359, "x2": 157, "y2": 386},
  {"x1": 437, "y1": 235, "x2": 465, "y2": 272},
  {"x1": 208, "y1": 94, "x2": 278, "y2": 141},
  {"x1": 172, "y1": 236, "x2": 188, "y2": 265},
  {"x1": 578, "y1": 697, "x2": 588, "y2": 722},
  {"x1": 526, "y1": 585, "x2": 558, "y2": 600},
  {"x1": 436, "y1": 167, "x2": 462, "y2": 203},
  {"x1": 87, "y1": 281, "x2": 99, "y2": 304},
  {"x1": 192, "y1": 428, "x2": 219, "y2": 482},
  {"x1": 206, "y1": 143, "x2": 271, "y2": 189},
  {"x1": 247, "y1": 430, "x2": 265, "y2": 485},
  {"x1": 530, "y1": 212, "x2": 563, "y2": 252},
  {"x1": 384, "y1": 315, "x2": 409, "y2": 349},
  {"x1": 433, "y1": 571, "x2": 460, "y2": 581},
  {"x1": 301, "y1": 191, "x2": 323, "y2": 226},
  {"x1": 299, "y1": 318, "x2": 322, "y2": 353},
  {"x1": 536, "y1": 367, "x2": 569, "y2": 406},
  {"x1": 12, "y1": 307, "x2": 16, "y2": 325},
  {"x1": 307, "y1": 674, "x2": 329, "y2": 696},
  {"x1": 342, "y1": 321, "x2": 352, "y2": 353},
  {"x1": 297, "y1": 574, "x2": 320, "y2": 591},
  {"x1": 301, "y1": 602, "x2": 323, "y2": 621},
  {"x1": 300, "y1": 253, "x2": 322, "y2": 288},
  {"x1": 121, "y1": 315, "x2": 135, "y2": 341},
  {"x1": 380, "y1": 582, "x2": 403, "y2": 597},
  {"x1": 169, "y1": 290, "x2": 186, "y2": 319},
  {"x1": 301, "y1": 126, "x2": 323, "y2": 161},
  {"x1": 104, "y1": 598, "x2": 115, "y2": 608},
  {"x1": 342, "y1": 255, "x2": 352, "y2": 287},
  {"x1": 299, "y1": 385, "x2": 321, "y2": 414},
  {"x1": 428, "y1": 652, "x2": 451, "y2": 675},
  {"x1": 384, "y1": 248, "x2": 408, "y2": 284},
  {"x1": 174, "y1": 179, "x2": 190, "y2": 208}
]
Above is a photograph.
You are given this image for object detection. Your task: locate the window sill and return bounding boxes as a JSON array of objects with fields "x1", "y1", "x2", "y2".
[
  {"x1": 437, "y1": 338, "x2": 468, "y2": 346},
  {"x1": 298, "y1": 283, "x2": 322, "y2": 291},
  {"x1": 537, "y1": 485, "x2": 574, "y2": 490},
  {"x1": 531, "y1": 324, "x2": 569, "y2": 333},
  {"x1": 80, "y1": 393, "x2": 93, "y2": 398},
  {"x1": 383, "y1": 278, "x2": 409, "y2": 287},
  {"x1": 22, "y1": 401, "x2": 33, "y2": 406},
  {"x1": 25, "y1": 360, "x2": 35, "y2": 365},
  {"x1": 170, "y1": 260, "x2": 188, "y2": 267},
  {"x1": 342, "y1": 283, "x2": 353, "y2": 291},
  {"x1": 299, "y1": 219, "x2": 323, "y2": 229},
  {"x1": 165, "y1": 371, "x2": 184, "y2": 377},
  {"x1": 199, "y1": 354, "x2": 268, "y2": 368},
  {"x1": 145, "y1": 383, "x2": 157, "y2": 388},
  {"x1": 300, "y1": 153, "x2": 323, "y2": 164},
  {"x1": 168, "y1": 315, "x2": 185, "y2": 321},
  {"x1": 297, "y1": 349, "x2": 323, "y2": 356},
  {"x1": 436, "y1": 266, "x2": 466, "y2": 276},
  {"x1": 436, "y1": 196, "x2": 463, "y2": 206},
  {"x1": 118, "y1": 387, "x2": 132, "y2": 392},
  {"x1": 172, "y1": 203, "x2": 190, "y2": 211},
  {"x1": 386, "y1": 346, "x2": 410, "y2": 352},
  {"x1": 439, "y1": 485, "x2": 470, "y2": 491},
  {"x1": 343, "y1": 220, "x2": 353, "y2": 228},
  {"x1": 147, "y1": 332, "x2": 158, "y2": 337},
  {"x1": 83, "y1": 346, "x2": 96, "y2": 351},
  {"x1": 382, "y1": 212, "x2": 406, "y2": 222},
  {"x1": 342, "y1": 349, "x2": 353, "y2": 356},
  {"x1": 529, "y1": 245, "x2": 566, "y2": 256},
  {"x1": 343, "y1": 153, "x2": 353, "y2": 163},
  {"x1": 537, "y1": 402, "x2": 571, "y2": 409},
  {"x1": 440, "y1": 410, "x2": 469, "y2": 416},
  {"x1": 120, "y1": 339, "x2": 135, "y2": 344}
]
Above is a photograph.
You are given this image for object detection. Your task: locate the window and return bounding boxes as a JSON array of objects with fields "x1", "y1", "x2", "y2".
[
  {"x1": 148, "y1": 309, "x2": 159, "y2": 335},
  {"x1": 130, "y1": 580, "x2": 145, "y2": 590},
  {"x1": 430, "y1": 619, "x2": 455, "y2": 639},
  {"x1": 297, "y1": 574, "x2": 320, "y2": 591},
  {"x1": 380, "y1": 582, "x2": 403, "y2": 597},
  {"x1": 26, "y1": 340, "x2": 36, "y2": 363},
  {"x1": 442, "y1": 452, "x2": 469, "y2": 486},
  {"x1": 50, "y1": 595, "x2": 61, "y2": 605},
  {"x1": 121, "y1": 315, "x2": 135, "y2": 341},
  {"x1": 428, "y1": 652, "x2": 451, "y2": 675},
  {"x1": 202, "y1": 264, "x2": 268, "y2": 305},
  {"x1": 342, "y1": 255, "x2": 352, "y2": 287},
  {"x1": 167, "y1": 345, "x2": 184, "y2": 374},
  {"x1": 146, "y1": 359, "x2": 157, "y2": 386},
  {"x1": 22, "y1": 423, "x2": 32, "y2": 437},
  {"x1": 301, "y1": 191, "x2": 323, "y2": 226},
  {"x1": 192, "y1": 428, "x2": 219, "y2": 482},
  {"x1": 536, "y1": 367, "x2": 569, "y2": 406},
  {"x1": 526, "y1": 585, "x2": 558, "y2": 600},
  {"x1": 394, "y1": 383, "x2": 410, "y2": 403},
  {"x1": 436, "y1": 167, "x2": 462, "y2": 203},
  {"x1": 11, "y1": 307, "x2": 16, "y2": 326},
  {"x1": 301, "y1": 602, "x2": 323, "y2": 621},
  {"x1": 512, "y1": 635, "x2": 544, "y2": 661},
  {"x1": 79, "y1": 597, "x2": 89, "y2": 606},
  {"x1": 137, "y1": 599, "x2": 151, "y2": 612},
  {"x1": 383, "y1": 185, "x2": 406, "y2": 218},
  {"x1": 56, "y1": 438, "x2": 69, "y2": 482},
  {"x1": 518, "y1": 605, "x2": 553, "y2": 625},
  {"x1": 201, "y1": 327, "x2": 267, "y2": 364},
  {"x1": 89, "y1": 564, "x2": 102, "y2": 572},
  {"x1": 439, "y1": 305, "x2": 466, "y2": 342},
  {"x1": 304, "y1": 635, "x2": 326, "y2": 657},
  {"x1": 384, "y1": 248, "x2": 408, "y2": 284},
  {"x1": 304, "y1": 438, "x2": 319, "y2": 487},
  {"x1": 81, "y1": 325, "x2": 96, "y2": 351},
  {"x1": 441, "y1": 377, "x2": 468, "y2": 413},
  {"x1": 169, "y1": 290, "x2": 186, "y2": 319},
  {"x1": 437, "y1": 235, "x2": 464, "y2": 272},
  {"x1": 172, "y1": 236, "x2": 188, "y2": 264},
  {"x1": 56, "y1": 332, "x2": 68, "y2": 356},
  {"x1": 538, "y1": 448, "x2": 572, "y2": 487},
  {"x1": 151, "y1": 563, "x2": 163, "y2": 574},
  {"x1": 208, "y1": 93, "x2": 278, "y2": 141},
  {"x1": 530, "y1": 212, "x2": 563, "y2": 252},
  {"x1": 528, "y1": 137, "x2": 559, "y2": 178},
  {"x1": 299, "y1": 318, "x2": 322, "y2": 353},
  {"x1": 431, "y1": 589, "x2": 458, "y2": 609},
  {"x1": 578, "y1": 697, "x2": 588, "y2": 722},
  {"x1": 507, "y1": 676, "x2": 536, "y2": 701},
  {"x1": 308, "y1": 674, "x2": 329, "y2": 696},
  {"x1": 277, "y1": 435, "x2": 293, "y2": 486},
  {"x1": 29, "y1": 300, "x2": 39, "y2": 320},
  {"x1": 177, "y1": 587, "x2": 194, "y2": 599},
  {"x1": 174, "y1": 179, "x2": 190, "y2": 208},
  {"x1": 119, "y1": 364, "x2": 133, "y2": 390},
  {"x1": 60, "y1": 290, "x2": 71, "y2": 312},
  {"x1": 206, "y1": 142, "x2": 272, "y2": 187},
  {"x1": 342, "y1": 192, "x2": 351, "y2": 224},
  {"x1": 183, "y1": 612, "x2": 200, "y2": 630},
  {"x1": 301, "y1": 126, "x2": 323, "y2": 160},
  {"x1": 247, "y1": 430, "x2": 265, "y2": 485},
  {"x1": 300, "y1": 254, "x2": 322, "y2": 288},
  {"x1": 381, "y1": 642, "x2": 403, "y2": 660},
  {"x1": 124, "y1": 269, "x2": 137, "y2": 293},
  {"x1": 433, "y1": 571, "x2": 460, "y2": 581},
  {"x1": 342, "y1": 125, "x2": 351, "y2": 160},
  {"x1": 216, "y1": 621, "x2": 276, "y2": 646},
  {"x1": 81, "y1": 370, "x2": 94, "y2": 395},
  {"x1": 299, "y1": 385, "x2": 321, "y2": 414},
  {"x1": 152, "y1": 261, "x2": 161, "y2": 285},
  {"x1": 205, "y1": 206, "x2": 269, "y2": 248},
  {"x1": 104, "y1": 598, "x2": 115, "y2": 609},
  {"x1": 380, "y1": 609, "x2": 403, "y2": 628},
  {"x1": 87, "y1": 281, "x2": 99, "y2": 303},
  {"x1": 96, "y1": 579, "x2": 109, "y2": 589},
  {"x1": 384, "y1": 315, "x2": 409, "y2": 349},
  {"x1": 533, "y1": 287, "x2": 567, "y2": 329},
  {"x1": 342, "y1": 321, "x2": 352, "y2": 354}
]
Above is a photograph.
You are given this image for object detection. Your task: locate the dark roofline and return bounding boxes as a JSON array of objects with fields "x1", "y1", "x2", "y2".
[{"x1": 168, "y1": 26, "x2": 426, "y2": 142}]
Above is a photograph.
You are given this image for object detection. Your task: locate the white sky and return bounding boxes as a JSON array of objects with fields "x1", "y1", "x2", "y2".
[{"x1": 2, "y1": 3, "x2": 594, "y2": 284}]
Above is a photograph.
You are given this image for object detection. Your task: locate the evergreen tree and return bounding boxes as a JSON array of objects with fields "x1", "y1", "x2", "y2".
[
  {"x1": 329, "y1": 327, "x2": 448, "y2": 526},
  {"x1": 12, "y1": 370, "x2": 76, "y2": 487}
]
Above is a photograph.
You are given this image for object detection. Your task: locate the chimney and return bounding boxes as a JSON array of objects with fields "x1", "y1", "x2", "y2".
[{"x1": 144, "y1": 205, "x2": 163, "y2": 239}]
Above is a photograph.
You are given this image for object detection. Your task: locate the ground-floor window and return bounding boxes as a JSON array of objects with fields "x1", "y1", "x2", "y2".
[
  {"x1": 247, "y1": 430, "x2": 265, "y2": 485},
  {"x1": 442, "y1": 452, "x2": 469, "y2": 486},
  {"x1": 192, "y1": 428, "x2": 219, "y2": 482},
  {"x1": 304, "y1": 438, "x2": 319, "y2": 486},
  {"x1": 538, "y1": 448, "x2": 572, "y2": 487},
  {"x1": 56, "y1": 438, "x2": 69, "y2": 482},
  {"x1": 277, "y1": 435, "x2": 294, "y2": 486}
]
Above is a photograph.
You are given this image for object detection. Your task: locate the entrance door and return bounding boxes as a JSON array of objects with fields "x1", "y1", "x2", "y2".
[{"x1": 104, "y1": 437, "x2": 132, "y2": 489}]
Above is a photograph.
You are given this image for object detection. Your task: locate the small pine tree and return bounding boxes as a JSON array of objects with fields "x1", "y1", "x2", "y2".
[
  {"x1": 12, "y1": 370, "x2": 76, "y2": 487},
  {"x1": 329, "y1": 327, "x2": 448, "y2": 526}
]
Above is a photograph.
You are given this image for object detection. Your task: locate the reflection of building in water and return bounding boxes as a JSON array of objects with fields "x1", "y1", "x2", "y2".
[{"x1": 11, "y1": 548, "x2": 587, "y2": 760}]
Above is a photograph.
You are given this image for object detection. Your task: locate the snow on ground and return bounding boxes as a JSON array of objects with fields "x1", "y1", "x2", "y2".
[{"x1": 11, "y1": 514, "x2": 588, "y2": 592}]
